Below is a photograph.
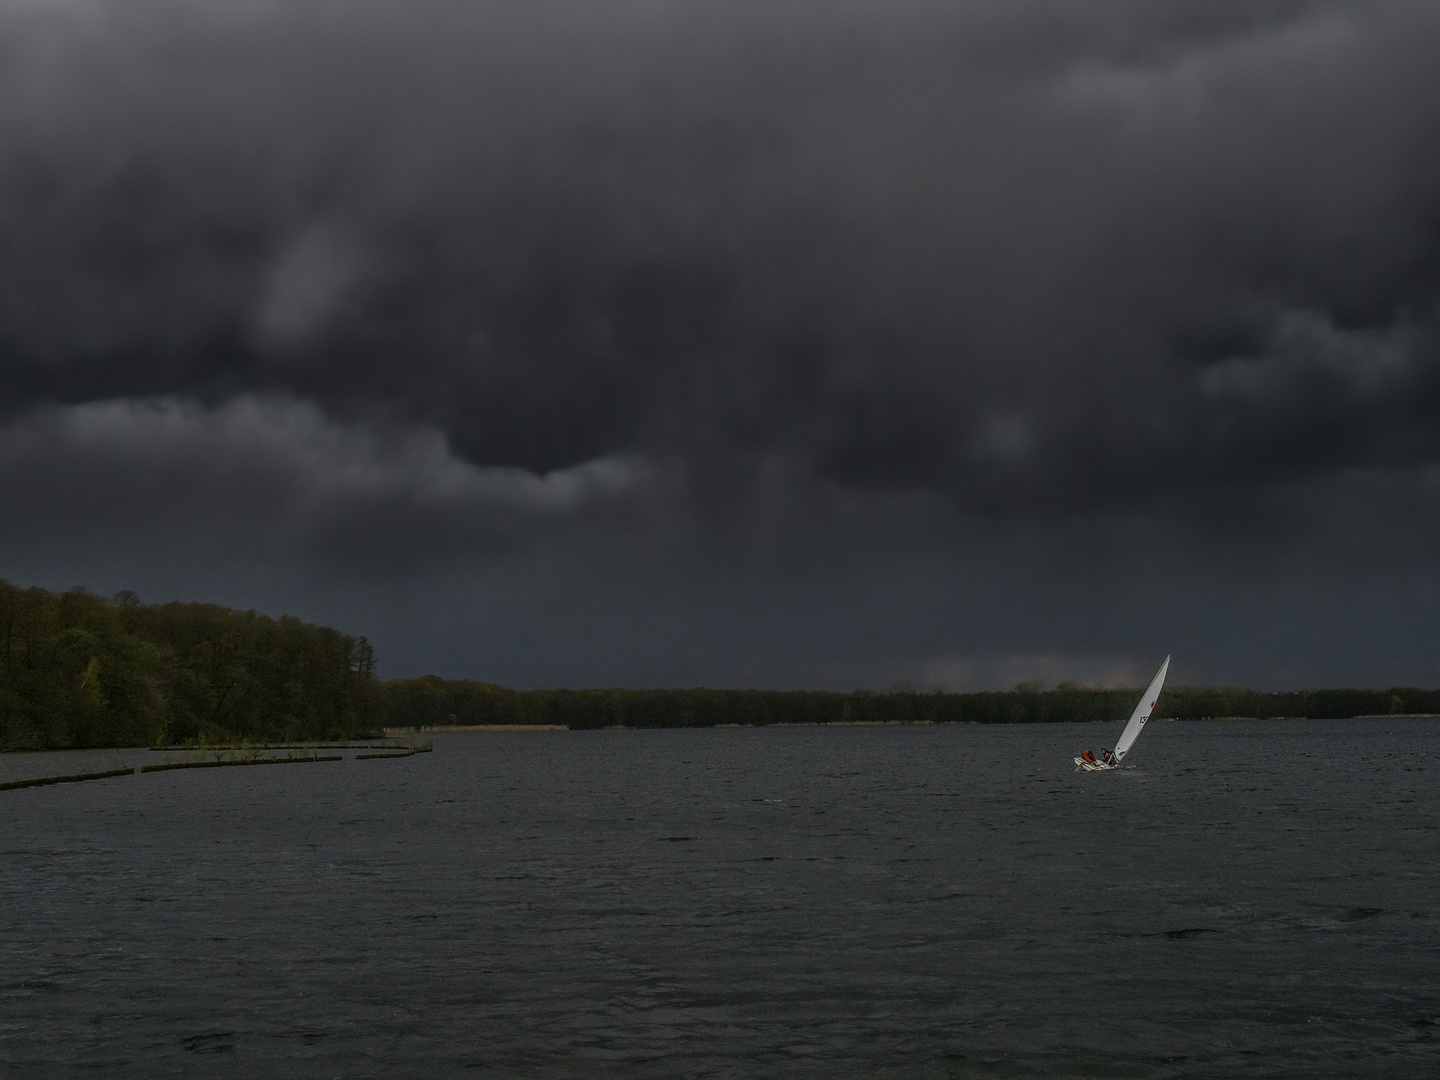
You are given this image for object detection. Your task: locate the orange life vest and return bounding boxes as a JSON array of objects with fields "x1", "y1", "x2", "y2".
[{"x1": 1080, "y1": 749, "x2": 1096, "y2": 764}]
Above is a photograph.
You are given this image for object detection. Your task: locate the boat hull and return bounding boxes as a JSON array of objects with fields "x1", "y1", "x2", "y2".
[{"x1": 1073, "y1": 757, "x2": 1120, "y2": 771}]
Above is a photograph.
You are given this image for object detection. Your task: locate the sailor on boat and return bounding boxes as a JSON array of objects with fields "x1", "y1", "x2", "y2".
[{"x1": 1072, "y1": 655, "x2": 1171, "y2": 771}]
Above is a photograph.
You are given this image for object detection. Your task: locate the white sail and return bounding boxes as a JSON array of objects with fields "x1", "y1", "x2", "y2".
[{"x1": 1112, "y1": 655, "x2": 1170, "y2": 762}]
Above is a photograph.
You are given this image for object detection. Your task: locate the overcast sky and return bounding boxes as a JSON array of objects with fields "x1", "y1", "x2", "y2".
[{"x1": 3, "y1": 0, "x2": 1439, "y2": 690}]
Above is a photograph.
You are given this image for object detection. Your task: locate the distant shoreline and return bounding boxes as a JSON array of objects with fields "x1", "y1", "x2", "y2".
[
  {"x1": 381, "y1": 679, "x2": 1440, "y2": 733},
  {"x1": 380, "y1": 714, "x2": 1440, "y2": 736}
]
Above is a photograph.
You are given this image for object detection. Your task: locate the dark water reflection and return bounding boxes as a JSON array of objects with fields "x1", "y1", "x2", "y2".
[{"x1": 3, "y1": 720, "x2": 1439, "y2": 1077}]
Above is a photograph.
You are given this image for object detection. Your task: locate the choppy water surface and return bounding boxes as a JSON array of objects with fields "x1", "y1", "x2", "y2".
[{"x1": 3, "y1": 720, "x2": 1439, "y2": 1078}]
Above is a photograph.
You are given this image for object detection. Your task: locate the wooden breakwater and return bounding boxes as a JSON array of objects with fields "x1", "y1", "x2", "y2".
[
  {"x1": 355, "y1": 746, "x2": 434, "y2": 760},
  {"x1": 3, "y1": 750, "x2": 416, "y2": 793},
  {"x1": 140, "y1": 756, "x2": 343, "y2": 773},
  {"x1": 147, "y1": 744, "x2": 402, "y2": 751},
  {"x1": 383, "y1": 725, "x2": 567, "y2": 734},
  {"x1": 0, "y1": 767, "x2": 135, "y2": 792}
]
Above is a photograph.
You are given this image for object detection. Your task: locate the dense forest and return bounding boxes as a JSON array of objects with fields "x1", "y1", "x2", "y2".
[
  {"x1": 380, "y1": 676, "x2": 1440, "y2": 731},
  {"x1": 5, "y1": 580, "x2": 1439, "y2": 751},
  {"x1": 0, "y1": 581, "x2": 382, "y2": 750}
]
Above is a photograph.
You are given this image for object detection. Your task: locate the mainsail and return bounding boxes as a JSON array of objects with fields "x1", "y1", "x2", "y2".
[{"x1": 1113, "y1": 655, "x2": 1170, "y2": 763}]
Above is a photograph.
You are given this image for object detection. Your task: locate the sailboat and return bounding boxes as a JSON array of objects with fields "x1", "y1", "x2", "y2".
[{"x1": 1074, "y1": 655, "x2": 1170, "y2": 771}]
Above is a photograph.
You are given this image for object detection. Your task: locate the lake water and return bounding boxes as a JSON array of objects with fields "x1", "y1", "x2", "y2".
[{"x1": 3, "y1": 720, "x2": 1439, "y2": 1078}]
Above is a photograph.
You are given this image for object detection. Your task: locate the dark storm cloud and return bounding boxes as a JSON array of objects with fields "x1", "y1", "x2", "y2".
[
  {"x1": 4, "y1": 0, "x2": 1436, "y2": 493},
  {"x1": 0, "y1": 394, "x2": 661, "y2": 569},
  {"x1": 4, "y1": 0, "x2": 1440, "y2": 687}
]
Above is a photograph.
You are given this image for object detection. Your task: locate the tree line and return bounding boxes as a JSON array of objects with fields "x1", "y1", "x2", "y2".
[
  {"x1": 4, "y1": 580, "x2": 1437, "y2": 751},
  {"x1": 0, "y1": 581, "x2": 381, "y2": 750},
  {"x1": 379, "y1": 676, "x2": 1440, "y2": 731}
]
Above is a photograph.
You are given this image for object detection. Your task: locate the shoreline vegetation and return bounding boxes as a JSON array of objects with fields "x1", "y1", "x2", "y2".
[
  {"x1": 380, "y1": 676, "x2": 1440, "y2": 734},
  {"x1": 4, "y1": 580, "x2": 1440, "y2": 751},
  {"x1": 2, "y1": 580, "x2": 381, "y2": 751}
]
